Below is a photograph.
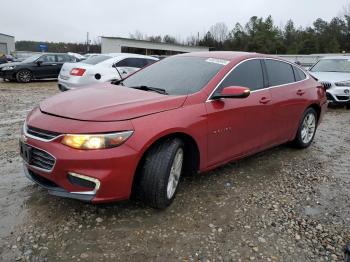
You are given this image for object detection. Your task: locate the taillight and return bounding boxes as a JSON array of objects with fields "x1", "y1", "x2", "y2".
[{"x1": 70, "y1": 68, "x2": 86, "y2": 76}]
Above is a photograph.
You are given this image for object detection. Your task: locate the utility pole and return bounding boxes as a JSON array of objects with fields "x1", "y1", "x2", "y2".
[{"x1": 86, "y1": 32, "x2": 90, "y2": 53}]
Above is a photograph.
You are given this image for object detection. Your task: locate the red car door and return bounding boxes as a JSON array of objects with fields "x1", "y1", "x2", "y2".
[
  {"x1": 264, "y1": 59, "x2": 310, "y2": 144},
  {"x1": 205, "y1": 59, "x2": 273, "y2": 168}
]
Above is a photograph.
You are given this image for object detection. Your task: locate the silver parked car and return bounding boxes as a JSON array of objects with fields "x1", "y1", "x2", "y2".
[
  {"x1": 58, "y1": 53, "x2": 158, "y2": 91},
  {"x1": 309, "y1": 56, "x2": 350, "y2": 108}
]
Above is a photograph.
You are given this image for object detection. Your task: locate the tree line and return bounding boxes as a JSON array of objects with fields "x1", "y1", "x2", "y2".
[
  {"x1": 131, "y1": 13, "x2": 350, "y2": 55},
  {"x1": 197, "y1": 16, "x2": 350, "y2": 54},
  {"x1": 15, "y1": 8, "x2": 350, "y2": 55},
  {"x1": 15, "y1": 40, "x2": 101, "y2": 54}
]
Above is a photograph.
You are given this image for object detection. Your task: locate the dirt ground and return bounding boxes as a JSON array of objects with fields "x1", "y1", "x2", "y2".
[{"x1": 0, "y1": 80, "x2": 349, "y2": 262}]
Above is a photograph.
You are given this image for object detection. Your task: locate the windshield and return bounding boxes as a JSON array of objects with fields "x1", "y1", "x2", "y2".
[
  {"x1": 82, "y1": 55, "x2": 112, "y2": 65},
  {"x1": 122, "y1": 56, "x2": 225, "y2": 95},
  {"x1": 22, "y1": 54, "x2": 42, "y2": 63},
  {"x1": 310, "y1": 59, "x2": 350, "y2": 73}
]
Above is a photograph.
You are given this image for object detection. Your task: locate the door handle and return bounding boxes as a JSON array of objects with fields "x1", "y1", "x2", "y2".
[
  {"x1": 51, "y1": 63, "x2": 57, "y2": 66},
  {"x1": 297, "y1": 89, "x2": 305, "y2": 96},
  {"x1": 259, "y1": 97, "x2": 271, "y2": 104}
]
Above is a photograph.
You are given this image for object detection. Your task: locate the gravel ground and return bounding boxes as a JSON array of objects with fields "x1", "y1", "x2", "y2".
[{"x1": 0, "y1": 80, "x2": 349, "y2": 262}]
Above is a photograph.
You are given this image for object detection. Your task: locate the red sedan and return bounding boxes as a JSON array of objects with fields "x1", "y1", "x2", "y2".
[{"x1": 20, "y1": 52, "x2": 327, "y2": 209}]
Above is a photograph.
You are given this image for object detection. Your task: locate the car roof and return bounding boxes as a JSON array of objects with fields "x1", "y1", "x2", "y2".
[
  {"x1": 320, "y1": 56, "x2": 350, "y2": 60},
  {"x1": 177, "y1": 51, "x2": 267, "y2": 61},
  {"x1": 106, "y1": 53, "x2": 159, "y2": 60}
]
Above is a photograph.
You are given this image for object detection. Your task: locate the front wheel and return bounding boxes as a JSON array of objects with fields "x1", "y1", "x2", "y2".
[
  {"x1": 292, "y1": 108, "x2": 317, "y2": 148},
  {"x1": 138, "y1": 138, "x2": 184, "y2": 209},
  {"x1": 16, "y1": 69, "x2": 32, "y2": 83}
]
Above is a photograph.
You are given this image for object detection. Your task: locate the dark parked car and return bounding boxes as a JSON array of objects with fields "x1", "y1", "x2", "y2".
[{"x1": 0, "y1": 53, "x2": 77, "y2": 82}]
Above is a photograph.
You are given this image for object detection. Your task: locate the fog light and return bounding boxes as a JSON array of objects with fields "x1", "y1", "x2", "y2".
[
  {"x1": 68, "y1": 172, "x2": 100, "y2": 195},
  {"x1": 344, "y1": 89, "x2": 349, "y2": 94}
]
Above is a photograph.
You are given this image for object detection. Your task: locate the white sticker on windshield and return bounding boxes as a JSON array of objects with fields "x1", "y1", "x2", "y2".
[{"x1": 206, "y1": 58, "x2": 230, "y2": 66}]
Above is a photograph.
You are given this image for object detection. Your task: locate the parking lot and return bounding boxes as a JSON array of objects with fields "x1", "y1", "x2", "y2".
[{"x1": 0, "y1": 80, "x2": 349, "y2": 261}]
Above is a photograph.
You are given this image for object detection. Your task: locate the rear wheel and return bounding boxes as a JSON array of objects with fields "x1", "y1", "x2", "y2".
[
  {"x1": 292, "y1": 108, "x2": 317, "y2": 148},
  {"x1": 137, "y1": 138, "x2": 184, "y2": 209},
  {"x1": 16, "y1": 69, "x2": 32, "y2": 83}
]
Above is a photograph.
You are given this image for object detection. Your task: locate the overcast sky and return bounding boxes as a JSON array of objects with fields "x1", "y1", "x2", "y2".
[{"x1": 1, "y1": 0, "x2": 349, "y2": 43}]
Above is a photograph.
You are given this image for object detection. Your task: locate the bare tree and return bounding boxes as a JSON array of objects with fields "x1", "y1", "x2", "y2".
[
  {"x1": 339, "y1": 3, "x2": 350, "y2": 17},
  {"x1": 209, "y1": 22, "x2": 228, "y2": 43},
  {"x1": 186, "y1": 35, "x2": 198, "y2": 46},
  {"x1": 92, "y1": 37, "x2": 101, "y2": 46},
  {"x1": 129, "y1": 30, "x2": 144, "y2": 40},
  {"x1": 163, "y1": 35, "x2": 177, "y2": 44},
  {"x1": 147, "y1": 35, "x2": 162, "y2": 43}
]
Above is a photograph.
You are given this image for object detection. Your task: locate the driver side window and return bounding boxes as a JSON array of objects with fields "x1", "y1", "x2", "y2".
[{"x1": 216, "y1": 59, "x2": 265, "y2": 94}]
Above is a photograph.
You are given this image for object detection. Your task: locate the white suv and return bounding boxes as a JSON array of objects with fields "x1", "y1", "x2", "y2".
[{"x1": 309, "y1": 56, "x2": 350, "y2": 108}]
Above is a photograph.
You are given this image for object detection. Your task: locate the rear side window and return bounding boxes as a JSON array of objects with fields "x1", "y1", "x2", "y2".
[
  {"x1": 293, "y1": 66, "x2": 307, "y2": 81},
  {"x1": 265, "y1": 60, "x2": 295, "y2": 86},
  {"x1": 83, "y1": 55, "x2": 112, "y2": 65},
  {"x1": 217, "y1": 59, "x2": 264, "y2": 92},
  {"x1": 56, "y1": 54, "x2": 75, "y2": 63},
  {"x1": 116, "y1": 58, "x2": 150, "y2": 68}
]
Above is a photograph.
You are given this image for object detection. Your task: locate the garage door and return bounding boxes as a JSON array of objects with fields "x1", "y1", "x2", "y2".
[{"x1": 0, "y1": 43, "x2": 8, "y2": 54}]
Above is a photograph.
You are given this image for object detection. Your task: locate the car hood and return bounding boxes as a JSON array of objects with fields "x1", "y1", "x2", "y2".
[
  {"x1": 40, "y1": 84, "x2": 187, "y2": 121},
  {"x1": 0, "y1": 62, "x2": 22, "y2": 68},
  {"x1": 309, "y1": 71, "x2": 350, "y2": 83}
]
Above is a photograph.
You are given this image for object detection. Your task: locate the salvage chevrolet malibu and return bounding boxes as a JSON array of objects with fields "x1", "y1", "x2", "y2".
[{"x1": 20, "y1": 52, "x2": 327, "y2": 209}]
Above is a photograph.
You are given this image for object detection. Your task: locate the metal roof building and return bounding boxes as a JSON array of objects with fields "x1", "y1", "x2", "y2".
[
  {"x1": 0, "y1": 33, "x2": 15, "y2": 55},
  {"x1": 101, "y1": 37, "x2": 209, "y2": 56}
]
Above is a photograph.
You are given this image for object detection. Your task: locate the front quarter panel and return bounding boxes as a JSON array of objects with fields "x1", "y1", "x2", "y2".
[{"x1": 127, "y1": 102, "x2": 208, "y2": 171}]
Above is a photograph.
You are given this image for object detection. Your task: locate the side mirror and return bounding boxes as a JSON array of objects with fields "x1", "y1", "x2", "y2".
[
  {"x1": 212, "y1": 86, "x2": 251, "y2": 99},
  {"x1": 36, "y1": 60, "x2": 43, "y2": 66}
]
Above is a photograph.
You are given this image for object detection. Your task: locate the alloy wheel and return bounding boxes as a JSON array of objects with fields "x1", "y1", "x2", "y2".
[
  {"x1": 167, "y1": 148, "x2": 183, "y2": 199},
  {"x1": 18, "y1": 70, "x2": 31, "y2": 83},
  {"x1": 301, "y1": 112, "x2": 316, "y2": 144}
]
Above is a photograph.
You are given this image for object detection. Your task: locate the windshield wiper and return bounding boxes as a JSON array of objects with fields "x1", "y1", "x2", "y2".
[{"x1": 129, "y1": 85, "x2": 168, "y2": 95}]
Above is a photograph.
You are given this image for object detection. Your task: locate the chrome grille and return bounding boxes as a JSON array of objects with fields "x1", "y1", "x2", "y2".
[
  {"x1": 31, "y1": 147, "x2": 55, "y2": 171},
  {"x1": 320, "y1": 81, "x2": 332, "y2": 89},
  {"x1": 26, "y1": 125, "x2": 60, "y2": 141}
]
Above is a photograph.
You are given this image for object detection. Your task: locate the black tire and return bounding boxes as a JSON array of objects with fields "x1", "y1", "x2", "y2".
[
  {"x1": 346, "y1": 104, "x2": 350, "y2": 110},
  {"x1": 292, "y1": 108, "x2": 318, "y2": 148},
  {"x1": 137, "y1": 138, "x2": 184, "y2": 209},
  {"x1": 345, "y1": 244, "x2": 350, "y2": 262},
  {"x1": 16, "y1": 69, "x2": 32, "y2": 83}
]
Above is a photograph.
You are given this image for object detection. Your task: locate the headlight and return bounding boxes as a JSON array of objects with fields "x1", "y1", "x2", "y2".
[
  {"x1": 2, "y1": 66, "x2": 16, "y2": 71},
  {"x1": 335, "y1": 81, "x2": 350, "y2": 87},
  {"x1": 61, "y1": 131, "x2": 133, "y2": 150}
]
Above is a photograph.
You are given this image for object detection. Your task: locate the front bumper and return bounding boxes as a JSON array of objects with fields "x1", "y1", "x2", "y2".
[
  {"x1": 24, "y1": 167, "x2": 95, "y2": 202},
  {"x1": 327, "y1": 91, "x2": 350, "y2": 104},
  {"x1": 21, "y1": 136, "x2": 139, "y2": 203},
  {"x1": 0, "y1": 70, "x2": 15, "y2": 79},
  {"x1": 20, "y1": 110, "x2": 139, "y2": 203}
]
